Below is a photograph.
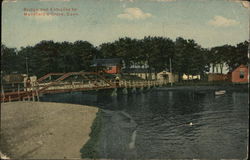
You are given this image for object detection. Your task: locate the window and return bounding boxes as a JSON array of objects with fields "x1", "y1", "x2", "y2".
[{"x1": 239, "y1": 71, "x2": 244, "y2": 79}]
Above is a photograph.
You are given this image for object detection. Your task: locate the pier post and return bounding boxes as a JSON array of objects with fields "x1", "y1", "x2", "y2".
[
  {"x1": 159, "y1": 81, "x2": 162, "y2": 87},
  {"x1": 122, "y1": 88, "x2": 128, "y2": 94},
  {"x1": 111, "y1": 88, "x2": 117, "y2": 97},
  {"x1": 147, "y1": 81, "x2": 151, "y2": 90},
  {"x1": 1, "y1": 85, "x2": 5, "y2": 103},
  {"x1": 153, "y1": 81, "x2": 156, "y2": 89},
  {"x1": 131, "y1": 87, "x2": 136, "y2": 93},
  {"x1": 18, "y1": 84, "x2": 20, "y2": 101},
  {"x1": 36, "y1": 89, "x2": 40, "y2": 102},
  {"x1": 139, "y1": 86, "x2": 144, "y2": 93},
  {"x1": 32, "y1": 92, "x2": 35, "y2": 102}
]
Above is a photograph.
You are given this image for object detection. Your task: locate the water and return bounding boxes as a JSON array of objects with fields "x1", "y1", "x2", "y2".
[{"x1": 41, "y1": 87, "x2": 249, "y2": 159}]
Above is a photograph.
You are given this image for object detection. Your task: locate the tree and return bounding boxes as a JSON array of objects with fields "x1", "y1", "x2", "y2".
[
  {"x1": 72, "y1": 40, "x2": 98, "y2": 71},
  {"x1": 209, "y1": 41, "x2": 248, "y2": 73},
  {"x1": 141, "y1": 36, "x2": 175, "y2": 79},
  {"x1": 1, "y1": 44, "x2": 20, "y2": 75},
  {"x1": 173, "y1": 37, "x2": 208, "y2": 81}
]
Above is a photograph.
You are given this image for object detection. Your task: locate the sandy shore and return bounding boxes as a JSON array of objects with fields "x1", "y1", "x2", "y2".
[{"x1": 0, "y1": 101, "x2": 98, "y2": 159}]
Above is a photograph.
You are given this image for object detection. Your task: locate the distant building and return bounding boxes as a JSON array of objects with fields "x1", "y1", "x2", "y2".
[
  {"x1": 231, "y1": 64, "x2": 248, "y2": 83},
  {"x1": 209, "y1": 63, "x2": 229, "y2": 74},
  {"x1": 92, "y1": 58, "x2": 122, "y2": 74},
  {"x1": 2, "y1": 74, "x2": 27, "y2": 84},
  {"x1": 156, "y1": 71, "x2": 178, "y2": 83},
  {"x1": 208, "y1": 73, "x2": 228, "y2": 82},
  {"x1": 207, "y1": 63, "x2": 230, "y2": 82},
  {"x1": 122, "y1": 69, "x2": 178, "y2": 82},
  {"x1": 122, "y1": 68, "x2": 153, "y2": 79},
  {"x1": 182, "y1": 74, "x2": 200, "y2": 80},
  {"x1": 2, "y1": 74, "x2": 37, "y2": 92}
]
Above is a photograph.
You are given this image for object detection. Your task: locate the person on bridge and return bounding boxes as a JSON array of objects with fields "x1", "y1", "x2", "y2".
[
  {"x1": 26, "y1": 77, "x2": 31, "y2": 92},
  {"x1": 115, "y1": 76, "x2": 120, "y2": 87}
]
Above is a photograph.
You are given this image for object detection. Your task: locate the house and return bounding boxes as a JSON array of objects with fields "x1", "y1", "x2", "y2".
[
  {"x1": 92, "y1": 58, "x2": 122, "y2": 74},
  {"x1": 2, "y1": 74, "x2": 37, "y2": 92},
  {"x1": 123, "y1": 68, "x2": 178, "y2": 82},
  {"x1": 231, "y1": 64, "x2": 248, "y2": 83},
  {"x1": 2, "y1": 74, "x2": 27, "y2": 84},
  {"x1": 182, "y1": 74, "x2": 200, "y2": 80},
  {"x1": 156, "y1": 71, "x2": 178, "y2": 83},
  {"x1": 209, "y1": 63, "x2": 229, "y2": 74},
  {"x1": 208, "y1": 73, "x2": 228, "y2": 82},
  {"x1": 122, "y1": 68, "x2": 153, "y2": 79}
]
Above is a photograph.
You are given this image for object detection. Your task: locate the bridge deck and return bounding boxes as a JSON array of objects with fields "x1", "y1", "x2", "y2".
[{"x1": 1, "y1": 72, "x2": 168, "y2": 102}]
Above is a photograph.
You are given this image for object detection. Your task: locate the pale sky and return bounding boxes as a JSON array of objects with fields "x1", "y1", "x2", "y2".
[{"x1": 2, "y1": 0, "x2": 249, "y2": 49}]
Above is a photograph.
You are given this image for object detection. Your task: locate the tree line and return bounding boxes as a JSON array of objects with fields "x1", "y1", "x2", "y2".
[{"x1": 1, "y1": 36, "x2": 248, "y2": 80}]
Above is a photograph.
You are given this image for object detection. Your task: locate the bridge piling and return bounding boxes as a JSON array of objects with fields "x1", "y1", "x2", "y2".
[
  {"x1": 139, "y1": 87, "x2": 144, "y2": 93},
  {"x1": 17, "y1": 84, "x2": 20, "y2": 101},
  {"x1": 1, "y1": 86, "x2": 5, "y2": 103},
  {"x1": 32, "y1": 92, "x2": 35, "y2": 102},
  {"x1": 131, "y1": 87, "x2": 136, "y2": 93},
  {"x1": 111, "y1": 88, "x2": 117, "y2": 97},
  {"x1": 122, "y1": 88, "x2": 128, "y2": 95},
  {"x1": 36, "y1": 89, "x2": 40, "y2": 102}
]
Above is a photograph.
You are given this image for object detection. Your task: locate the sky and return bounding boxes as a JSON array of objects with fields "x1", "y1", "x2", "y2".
[{"x1": 2, "y1": 0, "x2": 249, "y2": 49}]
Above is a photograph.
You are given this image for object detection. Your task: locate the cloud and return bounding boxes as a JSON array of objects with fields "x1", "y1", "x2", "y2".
[
  {"x1": 227, "y1": 0, "x2": 250, "y2": 8},
  {"x1": 117, "y1": 8, "x2": 152, "y2": 20},
  {"x1": 207, "y1": 16, "x2": 239, "y2": 27},
  {"x1": 241, "y1": 1, "x2": 250, "y2": 8}
]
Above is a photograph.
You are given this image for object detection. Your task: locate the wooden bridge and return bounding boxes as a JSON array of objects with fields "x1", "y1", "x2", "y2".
[{"x1": 1, "y1": 72, "x2": 168, "y2": 102}]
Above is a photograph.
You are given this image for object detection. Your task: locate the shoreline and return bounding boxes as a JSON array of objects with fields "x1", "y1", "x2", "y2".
[
  {"x1": 154, "y1": 83, "x2": 248, "y2": 92},
  {"x1": 80, "y1": 110, "x2": 103, "y2": 158},
  {"x1": 0, "y1": 101, "x2": 98, "y2": 159}
]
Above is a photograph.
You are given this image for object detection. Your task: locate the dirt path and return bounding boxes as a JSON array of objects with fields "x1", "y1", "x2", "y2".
[{"x1": 0, "y1": 101, "x2": 98, "y2": 159}]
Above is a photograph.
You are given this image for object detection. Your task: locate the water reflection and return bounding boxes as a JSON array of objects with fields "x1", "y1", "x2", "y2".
[{"x1": 40, "y1": 88, "x2": 248, "y2": 159}]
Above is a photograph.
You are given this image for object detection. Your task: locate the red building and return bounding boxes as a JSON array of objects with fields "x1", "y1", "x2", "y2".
[
  {"x1": 231, "y1": 64, "x2": 249, "y2": 83},
  {"x1": 92, "y1": 58, "x2": 122, "y2": 74}
]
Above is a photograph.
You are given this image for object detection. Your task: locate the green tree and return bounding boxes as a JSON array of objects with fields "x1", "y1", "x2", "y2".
[{"x1": 1, "y1": 44, "x2": 20, "y2": 75}]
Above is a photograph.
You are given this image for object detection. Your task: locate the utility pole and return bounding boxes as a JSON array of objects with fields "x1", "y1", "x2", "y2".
[
  {"x1": 169, "y1": 57, "x2": 173, "y2": 86},
  {"x1": 25, "y1": 57, "x2": 29, "y2": 76}
]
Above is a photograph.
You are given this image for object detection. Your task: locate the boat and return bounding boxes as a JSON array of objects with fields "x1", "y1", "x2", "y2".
[{"x1": 215, "y1": 90, "x2": 226, "y2": 96}]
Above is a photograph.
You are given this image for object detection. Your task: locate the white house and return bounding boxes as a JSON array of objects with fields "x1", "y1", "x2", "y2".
[{"x1": 208, "y1": 63, "x2": 229, "y2": 74}]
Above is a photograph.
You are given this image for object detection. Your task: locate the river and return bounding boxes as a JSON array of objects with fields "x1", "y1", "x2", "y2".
[{"x1": 40, "y1": 86, "x2": 249, "y2": 159}]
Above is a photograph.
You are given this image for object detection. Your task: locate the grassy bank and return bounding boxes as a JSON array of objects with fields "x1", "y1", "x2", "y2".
[{"x1": 80, "y1": 109, "x2": 103, "y2": 159}]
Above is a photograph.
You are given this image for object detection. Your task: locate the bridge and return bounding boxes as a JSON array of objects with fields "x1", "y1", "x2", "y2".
[{"x1": 1, "y1": 72, "x2": 168, "y2": 102}]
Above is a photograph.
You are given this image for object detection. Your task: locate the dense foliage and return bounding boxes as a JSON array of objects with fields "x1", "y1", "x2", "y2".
[{"x1": 1, "y1": 37, "x2": 248, "y2": 79}]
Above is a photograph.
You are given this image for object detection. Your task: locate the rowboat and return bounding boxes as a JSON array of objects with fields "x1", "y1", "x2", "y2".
[{"x1": 215, "y1": 90, "x2": 226, "y2": 96}]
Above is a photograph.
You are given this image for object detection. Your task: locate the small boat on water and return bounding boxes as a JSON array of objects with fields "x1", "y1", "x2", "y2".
[{"x1": 215, "y1": 90, "x2": 226, "y2": 96}]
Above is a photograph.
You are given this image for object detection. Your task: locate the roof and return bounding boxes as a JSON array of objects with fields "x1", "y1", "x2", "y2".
[
  {"x1": 2, "y1": 74, "x2": 26, "y2": 83},
  {"x1": 123, "y1": 68, "x2": 155, "y2": 73},
  {"x1": 233, "y1": 64, "x2": 248, "y2": 72},
  {"x1": 92, "y1": 58, "x2": 122, "y2": 67}
]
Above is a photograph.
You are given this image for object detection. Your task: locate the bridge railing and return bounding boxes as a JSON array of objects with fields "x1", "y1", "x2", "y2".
[
  {"x1": 118, "y1": 79, "x2": 168, "y2": 88},
  {"x1": 1, "y1": 78, "x2": 169, "y2": 102},
  {"x1": 36, "y1": 79, "x2": 168, "y2": 91}
]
